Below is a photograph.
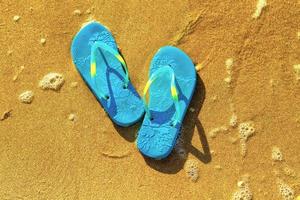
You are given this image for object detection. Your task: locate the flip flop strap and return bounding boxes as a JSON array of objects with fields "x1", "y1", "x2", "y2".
[
  {"x1": 90, "y1": 41, "x2": 129, "y2": 99},
  {"x1": 143, "y1": 66, "x2": 180, "y2": 125}
]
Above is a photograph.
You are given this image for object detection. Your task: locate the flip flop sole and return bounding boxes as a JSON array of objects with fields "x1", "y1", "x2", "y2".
[
  {"x1": 137, "y1": 46, "x2": 196, "y2": 159},
  {"x1": 71, "y1": 21, "x2": 144, "y2": 127}
]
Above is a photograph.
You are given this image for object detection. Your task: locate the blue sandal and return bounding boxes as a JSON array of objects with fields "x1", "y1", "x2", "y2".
[
  {"x1": 71, "y1": 21, "x2": 144, "y2": 127},
  {"x1": 137, "y1": 46, "x2": 196, "y2": 159}
]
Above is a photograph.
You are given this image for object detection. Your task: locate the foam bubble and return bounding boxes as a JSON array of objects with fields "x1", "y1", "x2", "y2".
[
  {"x1": 225, "y1": 58, "x2": 234, "y2": 74},
  {"x1": 272, "y1": 146, "x2": 283, "y2": 161},
  {"x1": 240, "y1": 139, "x2": 247, "y2": 157},
  {"x1": 184, "y1": 159, "x2": 199, "y2": 182},
  {"x1": 277, "y1": 179, "x2": 295, "y2": 200},
  {"x1": 174, "y1": 136, "x2": 187, "y2": 159},
  {"x1": 209, "y1": 126, "x2": 228, "y2": 138},
  {"x1": 232, "y1": 178, "x2": 253, "y2": 200},
  {"x1": 229, "y1": 113, "x2": 238, "y2": 127},
  {"x1": 293, "y1": 64, "x2": 300, "y2": 81},
  {"x1": 282, "y1": 166, "x2": 296, "y2": 177},
  {"x1": 39, "y1": 72, "x2": 65, "y2": 91},
  {"x1": 238, "y1": 122, "x2": 255, "y2": 141},
  {"x1": 252, "y1": 0, "x2": 267, "y2": 19},
  {"x1": 19, "y1": 91, "x2": 34, "y2": 104}
]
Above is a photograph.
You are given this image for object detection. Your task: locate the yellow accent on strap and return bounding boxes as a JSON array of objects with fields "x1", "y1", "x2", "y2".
[
  {"x1": 90, "y1": 62, "x2": 96, "y2": 77},
  {"x1": 143, "y1": 80, "x2": 152, "y2": 96},
  {"x1": 171, "y1": 86, "x2": 178, "y2": 98},
  {"x1": 116, "y1": 54, "x2": 126, "y2": 66}
]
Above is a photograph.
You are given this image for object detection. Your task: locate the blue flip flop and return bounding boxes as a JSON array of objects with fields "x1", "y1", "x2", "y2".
[
  {"x1": 137, "y1": 46, "x2": 196, "y2": 159},
  {"x1": 71, "y1": 21, "x2": 144, "y2": 127}
]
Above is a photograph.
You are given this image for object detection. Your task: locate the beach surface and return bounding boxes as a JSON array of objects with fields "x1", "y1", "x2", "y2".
[{"x1": 0, "y1": 0, "x2": 300, "y2": 199}]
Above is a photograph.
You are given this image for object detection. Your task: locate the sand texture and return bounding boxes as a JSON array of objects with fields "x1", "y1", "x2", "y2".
[{"x1": 0, "y1": 0, "x2": 300, "y2": 199}]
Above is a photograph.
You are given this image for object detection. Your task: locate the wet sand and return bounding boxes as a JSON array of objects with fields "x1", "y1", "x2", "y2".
[{"x1": 0, "y1": 0, "x2": 300, "y2": 199}]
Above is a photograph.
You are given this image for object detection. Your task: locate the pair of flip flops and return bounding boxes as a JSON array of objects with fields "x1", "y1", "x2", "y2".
[{"x1": 71, "y1": 21, "x2": 196, "y2": 159}]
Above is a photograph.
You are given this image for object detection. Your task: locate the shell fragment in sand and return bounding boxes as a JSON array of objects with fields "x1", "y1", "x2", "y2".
[
  {"x1": 195, "y1": 63, "x2": 204, "y2": 71},
  {"x1": 68, "y1": 113, "x2": 76, "y2": 121},
  {"x1": 252, "y1": 0, "x2": 267, "y2": 19},
  {"x1": 13, "y1": 15, "x2": 20, "y2": 22},
  {"x1": 19, "y1": 91, "x2": 34, "y2": 104},
  {"x1": 73, "y1": 9, "x2": 82, "y2": 16},
  {"x1": 39, "y1": 72, "x2": 65, "y2": 91},
  {"x1": 40, "y1": 38, "x2": 46, "y2": 45},
  {"x1": 226, "y1": 58, "x2": 234, "y2": 74}
]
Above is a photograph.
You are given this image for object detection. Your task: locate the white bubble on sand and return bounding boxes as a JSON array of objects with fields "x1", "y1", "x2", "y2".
[
  {"x1": 232, "y1": 177, "x2": 253, "y2": 200},
  {"x1": 184, "y1": 159, "x2": 199, "y2": 182},
  {"x1": 277, "y1": 179, "x2": 295, "y2": 200},
  {"x1": 39, "y1": 72, "x2": 64, "y2": 91},
  {"x1": 293, "y1": 64, "x2": 300, "y2": 81},
  {"x1": 252, "y1": 0, "x2": 267, "y2": 19},
  {"x1": 238, "y1": 122, "x2": 255, "y2": 141},
  {"x1": 224, "y1": 58, "x2": 234, "y2": 86},
  {"x1": 70, "y1": 81, "x2": 78, "y2": 88},
  {"x1": 229, "y1": 113, "x2": 238, "y2": 127},
  {"x1": 13, "y1": 65, "x2": 25, "y2": 81},
  {"x1": 19, "y1": 91, "x2": 34, "y2": 104},
  {"x1": 240, "y1": 139, "x2": 248, "y2": 157},
  {"x1": 226, "y1": 58, "x2": 234, "y2": 74},
  {"x1": 174, "y1": 135, "x2": 187, "y2": 159},
  {"x1": 189, "y1": 107, "x2": 195, "y2": 112},
  {"x1": 282, "y1": 165, "x2": 296, "y2": 177},
  {"x1": 272, "y1": 146, "x2": 283, "y2": 161},
  {"x1": 214, "y1": 165, "x2": 222, "y2": 170},
  {"x1": 208, "y1": 126, "x2": 228, "y2": 138}
]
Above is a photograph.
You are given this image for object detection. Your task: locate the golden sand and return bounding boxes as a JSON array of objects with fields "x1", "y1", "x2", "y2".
[{"x1": 0, "y1": 0, "x2": 300, "y2": 199}]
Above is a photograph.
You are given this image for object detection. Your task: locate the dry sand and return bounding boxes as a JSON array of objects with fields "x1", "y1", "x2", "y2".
[{"x1": 0, "y1": 0, "x2": 300, "y2": 199}]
